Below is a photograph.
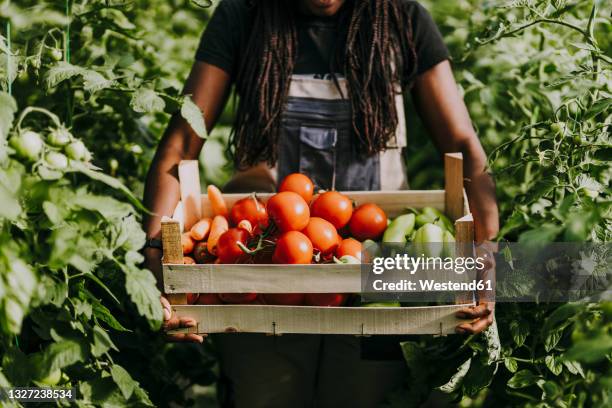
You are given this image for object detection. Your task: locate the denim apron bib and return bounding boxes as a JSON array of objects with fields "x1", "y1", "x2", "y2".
[{"x1": 275, "y1": 74, "x2": 408, "y2": 192}]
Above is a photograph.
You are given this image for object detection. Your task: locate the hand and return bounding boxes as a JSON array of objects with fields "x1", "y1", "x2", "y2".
[
  {"x1": 161, "y1": 296, "x2": 206, "y2": 343},
  {"x1": 144, "y1": 247, "x2": 206, "y2": 343},
  {"x1": 455, "y1": 301, "x2": 495, "y2": 334}
]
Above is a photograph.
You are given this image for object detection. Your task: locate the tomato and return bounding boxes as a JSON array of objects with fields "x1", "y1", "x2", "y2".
[
  {"x1": 45, "y1": 152, "x2": 69, "y2": 169},
  {"x1": 263, "y1": 293, "x2": 305, "y2": 305},
  {"x1": 10, "y1": 130, "x2": 43, "y2": 161},
  {"x1": 304, "y1": 293, "x2": 347, "y2": 307},
  {"x1": 335, "y1": 238, "x2": 362, "y2": 259},
  {"x1": 38, "y1": 369, "x2": 62, "y2": 386},
  {"x1": 216, "y1": 227, "x2": 249, "y2": 263},
  {"x1": 302, "y1": 217, "x2": 339, "y2": 255},
  {"x1": 65, "y1": 140, "x2": 90, "y2": 161},
  {"x1": 273, "y1": 231, "x2": 313, "y2": 264},
  {"x1": 311, "y1": 191, "x2": 353, "y2": 229},
  {"x1": 186, "y1": 293, "x2": 199, "y2": 304},
  {"x1": 229, "y1": 195, "x2": 268, "y2": 228},
  {"x1": 196, "y1": 293, "x2": 223, "y2": 305},
  {"x1": 267, "y1": 191, "x2": 310, "y2": 232},
  {"x1": 48, "y1": 127, "x2": 71, "y2": 147},
  {"x1": 193, "y1": 241, "x2": 214, "y2": 264},
  {"x1": 219, "y1": 293, "x2": 258, "y2": 304},
  {"x1": 349, "y1": 203, "x2": 387, "y2": 241},
  {"x1": 50, "y1": 48, "x2": 63, "y2": 61},
  {"x1": 278, "y1": 173, "x2": 314, "y2": 203}
]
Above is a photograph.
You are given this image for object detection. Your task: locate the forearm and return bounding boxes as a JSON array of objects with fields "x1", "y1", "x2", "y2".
[
  {"x1": 143, "y1": 115, "x2": 204, "y2": 240},
  {"x1": 459, "y1": 137, "x2": 499, "y2": 243}
]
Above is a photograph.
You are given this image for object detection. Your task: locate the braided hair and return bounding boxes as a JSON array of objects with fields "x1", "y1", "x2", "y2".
[{"x1": 231, "y1": 0, "x2": 418, "y2": 169}]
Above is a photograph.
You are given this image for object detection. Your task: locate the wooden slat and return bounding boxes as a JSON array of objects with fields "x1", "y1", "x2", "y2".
[
  {"x1": 454, "y1": 213, "x2": 475, "y2": 304},
  {"x1": 169, "y1": 304, "x2": 474, "y2": 335},
  {"x1": 161, "y1": 219, "x2": 187, "y2": 305},
  {"x1": 164, "y1": 263, "x2": 361, "y2": 294},
  {"x1": 445, "y1": 153, "x2": 464, "y2": 221},
  {"x1": 163, "y1": 263, "x2": 466, "y2": 294},
  {"x1": 178, "y1": 160, "x2": 202, "y2": 231}
]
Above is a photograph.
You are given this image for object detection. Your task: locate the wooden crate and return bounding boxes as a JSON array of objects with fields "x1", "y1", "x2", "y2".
[{"x1": 162, "y1": 153, "x2": 475, "y2": 335}]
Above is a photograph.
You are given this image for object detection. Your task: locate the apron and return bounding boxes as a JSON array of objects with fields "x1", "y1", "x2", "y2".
[{"x1": 232, "y1": 74, "x2": 409, "y2": 192}]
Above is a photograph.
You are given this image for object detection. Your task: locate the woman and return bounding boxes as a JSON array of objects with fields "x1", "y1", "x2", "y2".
[{"x1": 143, "y1": 0, "x2": 498, "y2": 406}]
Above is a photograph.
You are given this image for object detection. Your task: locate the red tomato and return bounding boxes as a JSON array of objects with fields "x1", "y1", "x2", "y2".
[
  {"x1": 263, "y1": 294, "x2": 305, "y2": 305},
  {"x1": 304, "y1": 293, "x2": 347, "y2": 306},
  {"x1": 302, "y1": 217, "x2": 339, "y2": 255},
  {"x1": 196, "y1": 293, "x2": 223, "y2": 304},
  {"x1": 311, "y1": 191, "x2": 353, "y2": 229},
  {"x1": 278, "y1": 173, "x2": 315, "y2": 203},
  {"x1": 273, "y1": 231, "x2": 313, "y2": 264},
  {"x1": 335, "y1": 238, "x2": 362, "y2": 260},
  {"x1": 267, "y1": 192, "x2": 310, "y2": 232},
  {"x1": 219, "y1": 293, "x2": 258, "y2": 304},
  {"x1": 349, "y1": 203, "x2": 387, "y2": 241},
  {"x1": 216, "y1": 228, "x2": 249, "y2": 263},
  {"x1": 229, "y1": 195, "x2": 268, "y2": 228},
  {"x1": 186, "y1": 293, "x2": 199, "y2": 304}
]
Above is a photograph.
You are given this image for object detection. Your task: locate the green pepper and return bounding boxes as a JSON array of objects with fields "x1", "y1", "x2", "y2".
[
  {"x1": 413, "y1": 223, "x2": 444, "y2": 258},
  {"x1": 383, "y1": 213, "x2": 415, "y2": 243},
  {"x1": 442, "y1": 230, "x2": 456, "y2": 258}
]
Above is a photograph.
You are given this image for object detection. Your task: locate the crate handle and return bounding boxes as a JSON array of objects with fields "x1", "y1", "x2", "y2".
[{"x1": 444, "y1": 152, "x2": 464, "y2": 222}]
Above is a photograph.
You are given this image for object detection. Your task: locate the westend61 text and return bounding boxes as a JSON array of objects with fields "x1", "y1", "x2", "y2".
[
  {"x1": 372, "y1": 255, "x2": 486, "y2": 275},
  {"x1": 371, "y1": 279, "x2": 494, "y2": 292}
]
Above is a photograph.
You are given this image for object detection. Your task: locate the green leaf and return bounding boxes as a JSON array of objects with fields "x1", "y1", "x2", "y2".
[
  {"x1": 544, "y1": 329, "x2": 563, "y2": 352},
  {"x1": 461, "y1": 357, "x2": 497, "y2": 396},
  {"x1": 92, "y1": 325, "x2": 118, "y2": 357},
  {"x1": 111, "y1": 365, "x2": 137, "y2": 400},
  {"x1": 507, "y1": 369, "x2": 541, "y2": 389},
  {"x1": 510, "y1": 320, "x2": 529, "y2": 347},
  {"x1": 562, "y1": 360, "x2": 585, "y2": 378},
  {"x1": 82, "y1": 70, "x2": 114, "y2": 93},
  {"x1": 438, "y1": 358, "x2": 471, "y2": 393},
  {"x1": 181, "y1": 95, "x2": 207, "y2": 139},
  {"x1": 130, "y1": 88, "x2": 166, "y2": 113},
  {"x1": 124, "y1": 265, "x2": 163, "y2": 329},
  {"x1": 92, "y1": 301, "x2": 130, "y2": 332},
  {"x1": 45, "y1": 62, "x2": 83, "y2": 89},
  {"x1": 504, "y1": 357, "x2": 518, "y2": 373},
  {"x1": 0, "y1": 92, "x2": 17, "y2": 140},
  {"x1": 544, "y1": 355, "x2": 563, "y2": 376},
  {"x1": 30, "y1": 339, "x2": 88, "y2": 379},
  {"x1": 542, "y1": 303, "x2": 583, "y2": 334},
  {"x1": 563, "y1": 335, "x2": 612, "y2": 363}
]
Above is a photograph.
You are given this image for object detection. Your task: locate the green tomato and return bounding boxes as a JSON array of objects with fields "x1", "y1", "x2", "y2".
[
  {"x1": 50, "y1": 48, "x2": 63, "y2": 61},
  {"x1": 38, "y1": 369, "x2": 61, "y2": 386},
  {"x1": 48, "y1": 127, "x2": 72, "y2": 147},
  {"x1": 65, "y1": 140, "x2": 89, "y2": 161},
  {"x1": 413, "y1": 223, "x2": 444, "y2": 258},
  {"x1": 383, "y1": 213, "x2": 415, "y2": 243},
  {"x1": 362, "y1": 301, "x2": 401, "y2": 307},
  {"x1": 9, "y1": 130, "x2": 43, "y2": 161},
  {"x1": 442, "y1": 230, "x2": 456, "y2": 258},
  {"x1": 45, "y1": 151, "x2": 69, "y2": 169},
  {"x1": 550, "y1": 122, "x2": 568, "y2": 136}
]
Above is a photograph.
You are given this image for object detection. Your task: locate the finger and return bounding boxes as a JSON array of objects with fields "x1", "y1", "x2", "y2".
[
  {"x1": 160, "y1": 297, "x2": 172, "y2": 321},
  {"x1": 166, "y1": 333, "x2": 205, "y2": 343},
  {"x1": 456, "y1": 304, "x2": 491, "y2": 319},
  {"x1": 458, "y1": 317, "x2": 492, "y2": 334},
  {"x1": 162, "y1": 315, "x2": 181, "y2": 331}
]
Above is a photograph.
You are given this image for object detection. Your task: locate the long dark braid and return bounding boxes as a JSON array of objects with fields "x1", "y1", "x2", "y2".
[{"x1": 231, "y1": 0, "x2": 418, "y2": 169}]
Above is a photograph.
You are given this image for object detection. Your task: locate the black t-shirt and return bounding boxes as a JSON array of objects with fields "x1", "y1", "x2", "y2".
[{"x1": 195, "y1": 0, "x2": 449, "y2": 79}]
